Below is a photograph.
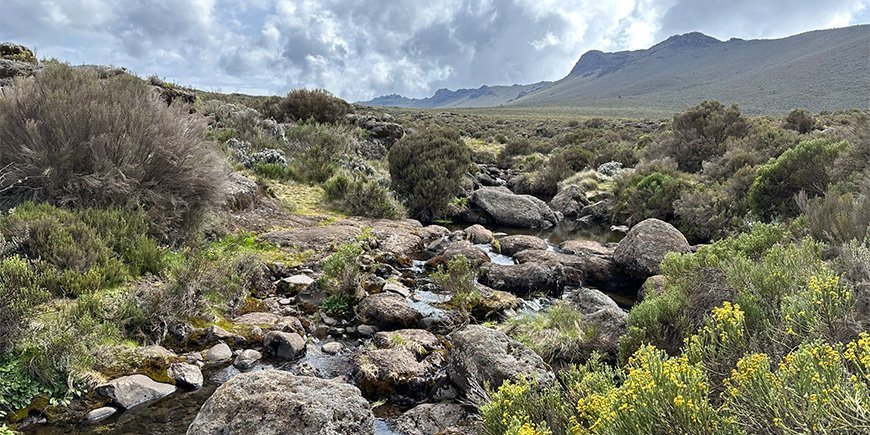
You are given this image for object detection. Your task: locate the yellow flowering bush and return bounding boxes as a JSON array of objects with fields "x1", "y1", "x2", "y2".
[{"x1": 781, "y1": 273, "x2": 853, "y2": 342}]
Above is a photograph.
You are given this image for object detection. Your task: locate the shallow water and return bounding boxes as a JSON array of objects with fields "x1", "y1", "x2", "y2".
[{"x1": 450, "y1": 219, "x2": 624, "y2": 245}]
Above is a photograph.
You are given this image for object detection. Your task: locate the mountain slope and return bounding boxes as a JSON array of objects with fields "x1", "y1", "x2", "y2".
[
  {"x1": 363, "y1": 25, "x2": 870, "y2": 114},
  {"x1": 360, "y1": 82, "x2": 551, "y2": 108}
]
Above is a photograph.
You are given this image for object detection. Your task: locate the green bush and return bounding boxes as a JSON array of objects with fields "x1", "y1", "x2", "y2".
[
  {"x1": 653, "y1": 101, "x2": 749, "y2": 172},
  {"x1": 388, "y1": 128, "x2": 471, "y2": 221},
  {"x1": 0, "y1": 62, "x2": 225, "y2": 236},
  {"x1": 0, "y1": 256, "x2": 49, "y2": 353},
  {"x1": 431, "y1": 255, "x2": 478, "y2": 313},
  {"x1": 319, "y1": 242, "x2": 364, "y2": 309},
  {"x1": 286, "y1": 123, "x2": 353, "y2": 183},
  {"x1": 748, "y1": 138, "x2": 849, "y2": 219},
  {"x1": 507, "y1": 302, "x2": 600, "y2": 365},
  {"x1": 274, "y1": 88, "x2": 350, "y2": 124},
  {"x1": 613, "y1": 166, "x2": 692, "y2": 225},
  {"x1": 797, "y1": 179, "x2": 870, "y2": 246},
  {"x1": 323, "y1": 171, "x2": 405, "y2": 219}
]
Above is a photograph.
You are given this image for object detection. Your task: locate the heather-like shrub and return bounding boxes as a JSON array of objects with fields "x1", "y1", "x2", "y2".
[
  {"x1": 748, "y1": 138, "x2": 849, "y2": 219},
  {"x1": 783, "y1": 108, "x2": 815, "y2": 134},
  {"x1": 431, "y1": 255, "x2": 478, "y2": 313},
  {"x1": 286, "y1": 123, "x2": 353, "y2": 183},
  {"x1": 651, "y1": 101, "x2": 749, "y2": 172},
  {"x1": 323, "y1": 171, "x2": 405, "y2": 219},
  {"x1": 613, "y1": 164, "x2": 693, "y2": 225},
  {"x1": 0, "y1": 62, "x2": 225, "y2": 236},
  {"x1": 797, "y1": 179, "x2": 870, "y2": 245},
  {"x1": 275, "y1": 88, "x2": 350, "y2": 124},
  {"x1": 388, "y1": 128, "x2": 471, "y2": 221},
  {"x1": 318, "y1": 242, "x2": 364, "y2": 317},
  {"x1": 0, "y1": 256, "x2": 49, "y2": 353}
]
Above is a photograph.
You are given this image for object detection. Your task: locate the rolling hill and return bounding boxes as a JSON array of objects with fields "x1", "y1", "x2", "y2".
[{"x1": 361, "y1": 25, "x2": 870, "y2": 115}]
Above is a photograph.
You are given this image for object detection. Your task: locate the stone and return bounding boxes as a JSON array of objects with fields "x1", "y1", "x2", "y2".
[
  {"x1": 279, "y1": 274, "x2": 315, "y2": 291},
  {"x1": 471, "y1": 187, "x2": 559, "y2": 228},
  {"x1": 425, "y1": 240, "x2": 490, "y2": 268},
  {"x1": 352, "y1": 347, "x2": 441, "y2": 401},
  {"x1": 497, "y1": 235, "x2": 548, "y2": 256},
  {"x1": 186, "y1": 371, "x2": 374, "y2": 435},
  {"x1": 613, "y1": 218, "x2": 691, "y2": 277},
  {"x1": 464, "y1": 224, "x2": 494, "y2": 244},
  {"x1": 96, "y1": 375, "x2": 176, "y2": 410},
  {"x1": 204, "y1": 343, "x2": 233, "y2": 363},
  {"x1": 448, "y1": 325, "x2": 554, "y2": 393},
  {"x1": 167, "y1": 363, "x2": 203, "y2": 389},
  {"x1": 321, "y1": 342, "x2": 344, "y2": 355},
  {"x1": 478, "y1": 261, "x2": 564, "y2": 296},
  {"x1": 559, "y1": 239, "x2": 614, "y2": 256},
  {"x1": 233, "y1": 312, "x2": 304, "y2": 333},
  {"x1": 263, "y1": 331, "x2": 306, "y2": 360},
  {"x1": 563, "y1": 288, "x2": 628, "y2": 358},
  {"x1": 233, "y1": 349, "x2": 263, "y2": 371},
  {"x1": 639, "y1": 274, "x2": 667, "y2": 301},
  {"x1": 513, "y1": 249, "x2": 627, "y2": 291},
  {"x1": 357, "y1": 325, "x2": 378, "y2": 337},
  {"x1": 84, "y1": 406, "x2": 117, "y2": 423},
  {"x1": 383, "y1": 282, "x2": 411, "y2": 298},
  {"x1": 394, "y1": 403, "x2": 467, "y2": 435},
  {"x1": 356, "y1": 292, "x2": 423, "y2": 330},
  {"x1": 549, "y1": 185, "x2": 590, "y2": 219}
]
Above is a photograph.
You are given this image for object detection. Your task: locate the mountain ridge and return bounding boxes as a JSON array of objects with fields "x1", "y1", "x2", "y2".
[{"x1": 361, "y1": 25, "x2": 870, "y2": 114}]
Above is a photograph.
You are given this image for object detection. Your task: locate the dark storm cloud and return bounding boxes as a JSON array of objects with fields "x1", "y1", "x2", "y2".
[{"x1": 0, "y1": 0, "x2": 867, "y2": 101}]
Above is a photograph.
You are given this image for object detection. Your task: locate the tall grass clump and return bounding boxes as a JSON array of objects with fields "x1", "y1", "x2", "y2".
[{"x1": 0, "y1": 62, "x2": 226, "y2": 237}]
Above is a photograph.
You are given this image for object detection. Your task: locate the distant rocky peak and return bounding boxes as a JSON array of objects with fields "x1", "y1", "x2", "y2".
[{"x1": 651, "y1": 32, "x2": 721, "y2": 50}]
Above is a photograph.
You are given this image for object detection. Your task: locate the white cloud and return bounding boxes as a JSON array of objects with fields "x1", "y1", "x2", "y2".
[{"x1": 0, "y1": 0, "x2": 867, "y2": 101}]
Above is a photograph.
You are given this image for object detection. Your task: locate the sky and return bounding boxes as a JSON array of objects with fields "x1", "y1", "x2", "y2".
[{"x1": 1, "y1": 0, "x2": 868, "y2": 102}]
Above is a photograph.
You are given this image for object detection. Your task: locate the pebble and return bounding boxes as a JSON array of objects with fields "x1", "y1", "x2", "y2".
[{"x1": 322, "y1": 342, "x2": 344, "y2": 355}]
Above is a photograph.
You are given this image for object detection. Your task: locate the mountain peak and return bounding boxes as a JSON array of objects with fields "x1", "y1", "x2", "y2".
[{"x1": 651, "y1": 32, "x2": 721, "y2": 50}]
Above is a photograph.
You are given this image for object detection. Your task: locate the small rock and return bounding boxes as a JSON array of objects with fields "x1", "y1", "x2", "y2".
[
  {"x1": 234, "y1": 349, "x2": 263, "y2": 371},
  {"x1": 204, "y1": 343, "x2": 233, "y2": 363},
  {"x1": 167, "y1": 363, "x2": 203, "y2": 389},
  {"x1": 356, "y1": 292, "x2": 423, "y2": 330},
  {"x1": 464, "y1": 224, "x2": 494, "y2": 244},
  {"x1": 322, "y1": 342, "x2": 344, "y2": 355},
  {"x1": 84, "y1": 406, "x2": 117, "y2": 423},
  {"x1": 498, "y1": 235, "x2": 548, "y2": 256},
  {"x1": 263, "y1": 331, "x2": 306, "y2": 360},
  {"x1": 96, "y1": 375, "x2": 176, "y2": 410},
  {"x1": 357, "y1": 325, "x2": 378, "y2": 337},
  {"x1": 383, "y1": 282, "x2": 411, "y2": 298}
]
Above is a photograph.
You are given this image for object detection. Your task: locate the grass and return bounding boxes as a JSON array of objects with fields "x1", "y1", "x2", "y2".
[{"x1": 260, "y1": 179, "x2": 345, "y2": 218}]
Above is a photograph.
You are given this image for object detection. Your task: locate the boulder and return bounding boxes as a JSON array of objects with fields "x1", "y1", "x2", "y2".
[
  {"x1": 233, "y1": 312, "x2": 304, "y2": 333},
  {"x1": 167, "y1": 363, "x2": 203, "y2": 389},
  {"x1": 613, "y1": 218, "x2": 690, "y2": 277},
  {"x1": 383, "y1": 282, "x2": 411, "y2": 298},
  {"x1": 96, "y1": 375, "x2": 176, "y2": 410},
  {"x1": 233, "y1": 349, "x2": 263, "y2": 371},
  {"x1": 478, "y1": 261, "x2": 564, "y2": 296},
  {"x1": 352, "y1": 347, "x2": 441, "y2": 401},
  {"x1": 187, "y1": 371, "x2": 374, "y2": 435},
  {"x1": 464, "y1": 224, "x2": 494, "y2": 244},
  {"x1": 497, "y1": 235, "x2": 548, "y2": 256},
  {"x1": 204, "y1": 343, "x2": 233, "y2": 363},
  {"x1": 639, "y1": 275, "x2": 667, "y2": 301},
  {"x1": 563, "y1": 288, "x2": 628, "y2": 358},
  {"x1": 425, "y1": 240, "x2": 490, "y2": 268},
  {"x1": 356, "y1": 293, "x2": 422, "y2": 330},
  {"x1": 321, "y1": 342, "x2": 344, "y2": 355},
  {"x1": 471, "y1": 187, "x2": 559, "y2": 228},
  {"x1": 394, "y1": 403, "x2": 467, "y2": 435},
  {"x1": 222, "y1": 172, "x2": 259, "y2": 211},
  {"x1": 549, "y1": 185, "x2": 590, "y2": 219},
  {"x1": 513, "y1": 249, "x2": 626, "y2": 290},
  {"x1": 263, "y1": 331, "x2": 306, "y2": 360},
  {"x1": 447, "y1": 325, "x2": 554, "y2": 393},
  {"x1": 559, "y1": 239, "x2": 614, "y2": 257}
]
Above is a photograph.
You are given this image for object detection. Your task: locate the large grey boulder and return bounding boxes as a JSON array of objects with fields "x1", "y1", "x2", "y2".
[
  {"x1": 478, "y1": 261, "x2": 564, "y2": 296},
  {"x1": 167, "y1": 363, "x2": 203, "y2": 389},
  {"x1": 613, "y1": 218, "x2": 690, "y2": 277},
  {"x1": 96, "y1": 375, "x2": 176, "y2": 410},
  {"x1": 263, "y1": 331, "x2": 306, "y2": 360},
  {"x1": 471, "y1": 187, "x2": 558, "y2": 228},
  {"x1": 513, "y1": 249, "x2": 627, "y2": 291},
  {"x1": 394, "y1": 403, "x2": 467, "y2": 435},
  {"x1": 447, "y1": 325, "x2": 554, "y2": 393},
  {"x1": 563, "y1": 288, "x2": 628, "y2": 358},
  {"x1": 352, "y1": 347, "x2": 441, "y2": 401},
  {"x1": 356, "y1": 292, "x2": 422, "y2": 330},
  {"x1": 187, "y1": 371, "x2": 374, "y2": 435},
  {"x1": 549, "y1": 185, "x2": 590, "y2": 219}
]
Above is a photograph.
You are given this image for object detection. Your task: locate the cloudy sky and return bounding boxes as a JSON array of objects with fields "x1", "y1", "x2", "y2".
[{"x1": 1, "y1": 0, "x2": 868, "y2": 101}]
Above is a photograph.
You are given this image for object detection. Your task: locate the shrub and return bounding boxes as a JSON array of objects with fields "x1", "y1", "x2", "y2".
[
  {"x1": 652, "y1": 101, "x2": 749, "y2": 172},
  {"x1": 797, "y1": 179, "x2": 870, "y2": 245},
  {"x1": 498, "y1": 138, "x2": 533, "y2": 163},
  {"x1": 275, "y1": 88, "x2": 349, "y2": 124},
  {"x1": 431, "y1": 255, "x2": 478, "y2": 313},
  {"x1": 0, "y1": 256, "x2": 49, "y2": 353},
  {"x1": 507, "y1": 302, "x2": 599, "y2": 365},
  {"x1": 319, "y1": 242, "x2": 364, "y2": 305},
  {"x1": 613, "y1": 164, "x2": 692, "y2": 225},
  {"x1": 286, "y1": 123, "x2": 353, "y2": 183},
  {"x1": 783, "y1": 108, "x2": 815, "y2": 134},
  {"x1": 323, "y1": 171, "x2": 405, "y2": 219},
  {"x1": 0, "y1": 62, "x2": 226, "y2": 236},
  {"x1": 748, "y1": 138, "x2": 849, "y2": 219},
  {"x1": 388, "y1": 128, "x2": 471, "y2": 221}
]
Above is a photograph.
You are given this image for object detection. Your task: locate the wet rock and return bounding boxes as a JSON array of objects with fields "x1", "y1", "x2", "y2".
[
  {"x1": 464, "y1": 224, "x2": 494, "y2": 244},
  {"x1": 278, "y1": 274, "x2": 315, "y2": 293},
  {"x1": 263, "y1": 331, "x2": 306, "y2": 360},
  {"x1": 96, "y1": 375, "x2": 176, "y2": 410},
  {"x1": 352, "y1": 347, "x2": 441, "y2": 402},
  {"x1": 187, "y1": 371, "x2": 374, "y2": 435},
  {"x1": 84, "y1": 406, "x2": 117, "y2": 423},
  {"x1": 513, "y1": 249, "x2": 626, "y2": 291},
  {"x1": 471, "y1": 187, "x2": 559, "y2": 228},
  {"x1": 559, "y1": 239, "x2": 615, "y2": 256},
  {"x1": 234, "y1": 349, "x2": 263, "y2": 371},
  {"x1": 356, "y1": 292, "x2": 423, "y2": 330},
  {"x1": 614, "y1": 218, "x2": 690, "y2": 277},
  {"x1": 394, "y1": 403, "x2": 467, "y2": 435},
  {"x1": 478, "y1": 261, "x2": 564, "y2": 296},
  {"x1": 233, "y1": 312, "x2": 304, "y2": 333},
  {"x1": 497, "y1": 235, "x2": 548, "y2": 256},
  {"x1": 373, "y1": 329, "x2": 441, "y2": 355},
  {"x1": 167, "y1": 363, "x2": 203, "y2": 389},
  {"x1": 418, "y1": 225, "x2": 451, "y2": 243},
  {"x1": 549, "y1": 185, "x2": 590, "y2": 219},
  {"x1": 204, "y1": 343, "x2": 233, "y2": 363},
  {"x1": 425, "y1": 240, "x2": 490, "y2": 268},
  {"x1": 322, "y1": 342, "x2": 344, "y2": 355},
  {"x1": 448, "y1": 325, "x2": 554, "y2": 393}
]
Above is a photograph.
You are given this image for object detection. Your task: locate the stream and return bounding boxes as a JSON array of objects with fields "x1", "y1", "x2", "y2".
[{"x1": 23, "y1": 221, "x2": 626, "y2": 435}]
